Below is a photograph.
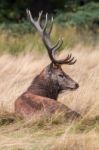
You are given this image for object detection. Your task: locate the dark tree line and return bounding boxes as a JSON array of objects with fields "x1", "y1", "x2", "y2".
[{"x1": 0, "y1": 0, "x2": 98, "y2": 22}]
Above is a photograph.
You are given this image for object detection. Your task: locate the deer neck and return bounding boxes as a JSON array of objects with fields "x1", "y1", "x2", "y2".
[{"x1": 28, "y1": 75, "x2": 59, "y2": 100}]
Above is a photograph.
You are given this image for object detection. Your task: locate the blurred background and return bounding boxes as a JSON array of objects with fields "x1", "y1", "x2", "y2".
[
  {"x1": 0, "y1": 1, "x2": 99, "y2": 149},
  {"x1": 0, "y1": 0, "x2": 99, "y2": 55}
]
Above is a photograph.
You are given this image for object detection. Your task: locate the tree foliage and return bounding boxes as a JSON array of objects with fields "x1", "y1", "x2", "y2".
[
  {"x1": 0, "y1": 0, "x2": 98, "y2": 22},
  {"x1": 0, "y1": 0, "x2": 65, "y2": 22}
]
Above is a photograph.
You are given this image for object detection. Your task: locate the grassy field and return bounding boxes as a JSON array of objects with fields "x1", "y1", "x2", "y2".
[
  {"x1": 0, "y1": 44, "x2": 99, "y2": 150},
  {"x1": 0, "y1": 24, "x2": 99, "y2": 55}
]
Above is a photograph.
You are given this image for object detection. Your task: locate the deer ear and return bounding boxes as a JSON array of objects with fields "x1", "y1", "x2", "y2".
[
  {"x1": 44, "y1": 64, "x2": 52, "y2": 74},
  {"x1": 40, "y1": 67, "x2": 51, "y2": 78},
  {"x1": 50, "y1": 63, "x2": 60, "y2": 69}
]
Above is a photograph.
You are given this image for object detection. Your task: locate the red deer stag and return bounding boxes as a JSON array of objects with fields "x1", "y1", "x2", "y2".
[{"x1": 15, "y1": 9, "x2": 80, "y2": 119}]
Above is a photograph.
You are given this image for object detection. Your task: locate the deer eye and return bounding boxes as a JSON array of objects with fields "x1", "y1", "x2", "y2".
[{"x1": 59, "y1": 74, "x2": 63, "y2": 78}]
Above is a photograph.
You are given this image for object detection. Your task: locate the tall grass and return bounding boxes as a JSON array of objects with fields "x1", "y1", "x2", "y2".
[
  {"x1": 0, "y1": 46, "x2": 99, "y2": 149},
  {"x1": 0, "y1": 23, "x2": 99, "y2": 55}
]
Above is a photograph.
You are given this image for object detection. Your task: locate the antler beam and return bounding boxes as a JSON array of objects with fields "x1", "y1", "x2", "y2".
[{"x1": 26, "y1": 9, "x2": 76, "y2": 65}]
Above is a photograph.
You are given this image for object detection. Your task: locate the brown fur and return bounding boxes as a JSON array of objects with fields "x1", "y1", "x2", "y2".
[
  {"x1": 15, "y1": 64, "x2": 80, "y2": 119},
  {"x1": 15, "y1": 91, "x2": 80, "y2": 119}
]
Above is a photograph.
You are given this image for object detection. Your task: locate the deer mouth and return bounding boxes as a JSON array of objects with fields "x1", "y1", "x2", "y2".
[
  {"x1": 69, "y1": 88, "x2": 78, "y2": 91},
  {"x1": 60, "y1": 84, "x2": 79, "y2": 93},
  {"x1": 60, "y1": 88, "x2": 75, "y2": 93},
  {"x1": 69, "y1": 84, "x2": 79, "y2": 91}
]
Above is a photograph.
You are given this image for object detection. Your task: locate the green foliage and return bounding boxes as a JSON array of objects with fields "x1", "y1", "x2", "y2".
[
  {"x1": 0, "y1": 0, "x2": 98, "y2": 22},
  {"x1": 70, "y1": 116, "x2": 99, "y2": 133},
  {"x1": 0, "y1": 0, "x2": 32, "y2": 22},
  {"x1": 0, "y1": 0, "x2": 65, "y2": 22},
  {"x1": 0, "y1": 2, "x2": 98, "y2": 34},
  {"x1": 0, "y1": 21, "x2": 34, "y2": 35},
  {"x1": 0, "y1": 113, "x2": 21, "y2": 126},
  {"x1": 55, "y1": 2, "x2": 99, "y2": 29},
  {"x1": 50, "y1": 0, "x2": 65, "y2": 9}
]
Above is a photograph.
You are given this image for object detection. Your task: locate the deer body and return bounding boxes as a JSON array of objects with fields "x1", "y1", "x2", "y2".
[{"x1": 15, "y1": 10, "x2": 79, "y2": 119}]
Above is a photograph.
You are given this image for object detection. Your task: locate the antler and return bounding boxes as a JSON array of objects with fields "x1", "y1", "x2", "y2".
[{"x1": 26, "y1": 9, "x2": 76, "y2": 65}]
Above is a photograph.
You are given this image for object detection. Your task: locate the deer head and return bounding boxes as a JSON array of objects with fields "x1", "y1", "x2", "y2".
[{"x1": 26, "y1": 10, "x2": 79, "y2": 100}]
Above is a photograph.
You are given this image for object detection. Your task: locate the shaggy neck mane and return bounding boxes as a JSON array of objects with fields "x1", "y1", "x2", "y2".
[{"x1": 27, "y1": 74, "x2": 59, "y2": 100}]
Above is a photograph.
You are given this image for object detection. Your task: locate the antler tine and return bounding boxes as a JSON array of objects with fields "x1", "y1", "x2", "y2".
[
  {"x1": 38, "y1": 11, "x2": 43, "y2": 23},
  {"x1": 43, "y1": 13, "x2": 48, "y2": 32},
  {"x1": 47, "y1": 38, "x2": 63, "y2": 64},
  {"x1": 67, "y1": 54, "x2": 72, "y2": 60},
  {"x1": 26, "y1": 9, "x2": 43, "y2": 35},
  {"x1": 63, "y1": 55, "x2": 77, "y2": 64},
  {"x1": 66, "y1": 58, "x2": 77, "y2": 65},
  {"x1": 50, "y1": 53, "x2": 77, "y2": 65},
  {"x1": 48, "y1": 17, "x2": 53, "y2": 36},
  {"x1": 26, "y1": 9, "x2": 35, "y2": 25},
  {"x1": 65, "y1": 57, "x2": 75, "y2": 63},
  {"x1": 64, "y1": 54, "x2": 73, "y2": 62},
  {"x1": 52, "y1": 38, "x2": 63, "y2": 50},
  {"x1": 61, "y1": 55, "x2": 77, "y2": 65}
]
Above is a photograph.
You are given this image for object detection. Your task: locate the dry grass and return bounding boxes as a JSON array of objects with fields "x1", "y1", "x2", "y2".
[
  {"x1": 0, "y1": 45, "x2": 99, "y2": 149},
  {"x1": 0, "y1": 25, "x2": 98, "y2": 55},
  {"x1": 53, "y1": 132, "x2": 99, "y2": 150}
]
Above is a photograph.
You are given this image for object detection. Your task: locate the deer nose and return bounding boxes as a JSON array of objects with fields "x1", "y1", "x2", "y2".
[{"x1": 75, "y1": 83, "x2": 79, "y2": 89}]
